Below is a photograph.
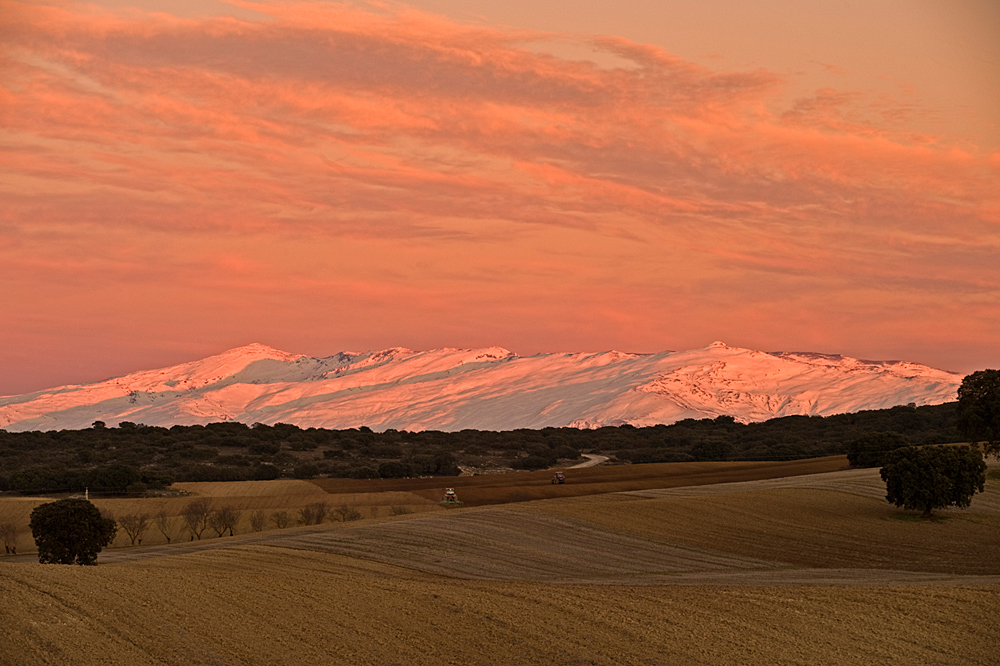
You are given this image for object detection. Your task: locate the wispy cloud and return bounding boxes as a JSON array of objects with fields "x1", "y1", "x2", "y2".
[{"x1": 1, "y1": 0, "x2": 998, "y2": 392}]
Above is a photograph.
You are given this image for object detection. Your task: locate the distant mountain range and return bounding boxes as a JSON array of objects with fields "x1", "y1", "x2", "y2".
[{"x1": 0, "y1": 342, "x2": 962, "y2": 432}]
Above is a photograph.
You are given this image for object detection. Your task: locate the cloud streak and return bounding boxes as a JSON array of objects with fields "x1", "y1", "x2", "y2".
[{"x1": 1, "y1": 0, "x2": 998, "y2": 393}]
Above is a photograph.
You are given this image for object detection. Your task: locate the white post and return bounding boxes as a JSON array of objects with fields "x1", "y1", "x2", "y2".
[{"x1": 85, "y1": 487, "x2": 89, "y2": 500}]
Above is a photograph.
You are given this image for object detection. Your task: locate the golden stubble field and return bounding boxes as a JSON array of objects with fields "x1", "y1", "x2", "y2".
[{"x1": 2, "y1": 457, "x2": 999, "y2": 665}]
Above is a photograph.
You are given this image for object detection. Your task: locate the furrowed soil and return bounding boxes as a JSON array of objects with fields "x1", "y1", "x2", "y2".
[{"x1": 2, "y1": 457, "x2": 999, "y2": 665}]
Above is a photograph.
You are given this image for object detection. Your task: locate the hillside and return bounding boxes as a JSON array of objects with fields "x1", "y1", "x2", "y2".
[{"x1": 0, "y1": 342, "x2": 961, "y2": 432}]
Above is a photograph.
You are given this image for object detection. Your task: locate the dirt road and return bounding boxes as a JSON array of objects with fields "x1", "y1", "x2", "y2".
[{"x1": 569, "y1": 453, "x2": 608, "y2": 468}]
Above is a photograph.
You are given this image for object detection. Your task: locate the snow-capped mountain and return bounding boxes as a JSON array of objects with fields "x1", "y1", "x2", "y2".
[{"x1": 0, "y1": 342, "x2": 962, "y2": 432}]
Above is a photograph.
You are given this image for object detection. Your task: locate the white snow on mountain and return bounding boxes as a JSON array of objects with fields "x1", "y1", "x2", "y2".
[{"x1": 0, "y1": 342, "x2": 962, "y2": 432}]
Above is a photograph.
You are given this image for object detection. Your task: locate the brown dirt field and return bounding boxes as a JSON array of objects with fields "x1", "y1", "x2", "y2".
[
  {"x1": 310, "y1": 455, "x2": 851, "y2": 505},
  {"x1": 2, "y1": 546, "x2": 998, "y2": 666}
]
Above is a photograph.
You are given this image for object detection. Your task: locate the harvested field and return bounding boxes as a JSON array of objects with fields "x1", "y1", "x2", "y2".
[
  {"x1": 528, "y1": 470, "x2": 1000, "y2": 577},
  {"x1": 2, "y1": 545, "x2": 998, "y2": 665},
  {"x1": 2, "y1": 461, "x2": 999, "y2": 664}
]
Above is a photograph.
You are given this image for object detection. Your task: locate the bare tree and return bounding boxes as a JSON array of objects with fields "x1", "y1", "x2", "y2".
[
  {"x1": 118, "y1": 513, "x2": 151, "y2": 546},
  {"x1": 181, "y1": 498, "x2": 212, "y2": 540},
  {"x1": 154, "y1": 509, "x2": 173, "y2": 543},
  {"x1": 298, "y1": 502, "x2": 328, "y2": 525},
  {"x1": 249, "y1": 510, "x2": 267, "y2": 532},
  {"x1": 334, "y1": 503, "x2": 361, "y2": 522},
  {"x1": 0, "y1": 522, "x2": 18, "y2": 554},
  {"x1": 271, "y1": 511, "x2": 291, "y2": 529},
  {"x1": 297, "y1": 505, "x2": 316, "y2": 525},
  {"x1": 208, "y1": 506, "x2": 242, "y2": 537}
]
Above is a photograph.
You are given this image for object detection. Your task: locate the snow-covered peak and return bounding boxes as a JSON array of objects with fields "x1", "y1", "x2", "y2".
[
  {"x1": 0, "y1": 342, "x2": 964, "y2": 432},
  {"x1": 119, "y1": 343, "x2": 302, "y2": 391},
  {"x1": 215, "y1": 343, "x2": 298, "y2": 360}
]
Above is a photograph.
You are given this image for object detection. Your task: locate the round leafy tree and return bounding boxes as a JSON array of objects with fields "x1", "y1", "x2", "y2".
[
  {"x1": 957, "y1": 369, "x2": 1000, "y2": 457},
  {"x1": 29, "y1": 498, "x2": 117, "y2": 565},
  {"x1": 880, "y1": 445, "x2": 986, "y2": 518}
]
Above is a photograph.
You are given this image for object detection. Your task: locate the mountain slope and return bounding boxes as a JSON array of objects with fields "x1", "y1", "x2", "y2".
[{"x1": 0, "y1": 342, "x2": 961, "y2": 432}]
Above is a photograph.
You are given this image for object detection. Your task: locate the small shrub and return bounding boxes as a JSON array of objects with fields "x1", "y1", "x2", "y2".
[
  {"x1": 271, "y1": 510, "x2": 291, "y2": 529},
  {"x1": 554, "y1": 445, "x2": 581, "y2": 460},
  {"x1": 125, "y1": 482, "x2": 148, "y2": 496},
  {"x1": 389, "y1": 505, "x2": 412, "y2": 516},
  {"x1": 510, "y1": 456, "x2": 550, "y2": 470},
  {"x1": 377, "y1": 461, "x2": 412, "y2": 478},
  {"x1": 335, "y1": 504, "x2": 362, "y2": 522},
  {"x1": 181, "y1": 498, "x2": 212, "y2": 540},
  {"x1": 292, "y1": 463, "x2": 320, "y2": 479},
  {"x1": 848, "y1": 432, "x2": 908, "y2": 468},
  {"x1": 208, "y1": 506, "x2": 241, "y2": 537},
  {"x1": 249, "y1": 442, "x2": 281, "y2": 456},
  {"x1": 249, "y1": 510, "x2": 267, "y2": 532},
  {"x1": 298, "y1": 502, "x2": 328, "y2": 525},
  {"x1": 118, "y1": 512, "x2": 150, "y2": 545},
  {"x1": 253, "y1": 464, "x2": 281, "y2": 480},
  {"x1": 348, "y1": 466, "x2": 379, "y2": 479},
  {"x1": 1, "y1": 522, "x2": 20, "y2": 554}
]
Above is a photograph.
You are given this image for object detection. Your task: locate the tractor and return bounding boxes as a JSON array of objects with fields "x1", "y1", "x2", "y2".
[
  {"x1": 551, "y1": 472, "x2": 566, "y2": 484},
  {"x1": 441, "y1": 488, "x2": 462, "y2": 504}
]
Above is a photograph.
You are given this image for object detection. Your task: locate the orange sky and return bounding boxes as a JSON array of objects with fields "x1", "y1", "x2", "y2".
[{"x1": 1, "y1": 0, "x2": 998, "y2": 395}]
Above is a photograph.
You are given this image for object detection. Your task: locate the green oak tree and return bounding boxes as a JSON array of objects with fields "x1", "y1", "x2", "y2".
[
  {"x1": 29, "y1": 498, "x2": 117, "y2": 565},
  {"x1": 957, "y1": 369, "x2": 1000, "y2": 457},
  {"x1": 880, "y1": 445, "x2": 986, "y2": 518}
]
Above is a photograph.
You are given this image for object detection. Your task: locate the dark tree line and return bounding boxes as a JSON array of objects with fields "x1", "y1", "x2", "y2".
[{"x1": 0, "y1": 402, "x2": 964, "y2": 495}]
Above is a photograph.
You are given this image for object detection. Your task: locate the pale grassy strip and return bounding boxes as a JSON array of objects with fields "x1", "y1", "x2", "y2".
[{"x1": 0, "y1": 490, "x2": 439, "y2": 553}]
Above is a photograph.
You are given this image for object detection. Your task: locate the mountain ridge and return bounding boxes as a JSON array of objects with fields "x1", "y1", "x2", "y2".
[{"x1": 0, "y1": 342, "x2": 962, "y2": 432}]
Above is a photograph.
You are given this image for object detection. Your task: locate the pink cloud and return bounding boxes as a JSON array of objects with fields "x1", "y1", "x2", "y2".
[{"x1": 0, "y1": 0, "x2": 998, "y2": 393}]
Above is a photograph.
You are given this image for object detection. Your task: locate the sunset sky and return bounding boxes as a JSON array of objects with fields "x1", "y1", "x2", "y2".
[{"x1": 2, "y1": 0, "x2": 998, "y2": 396}]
